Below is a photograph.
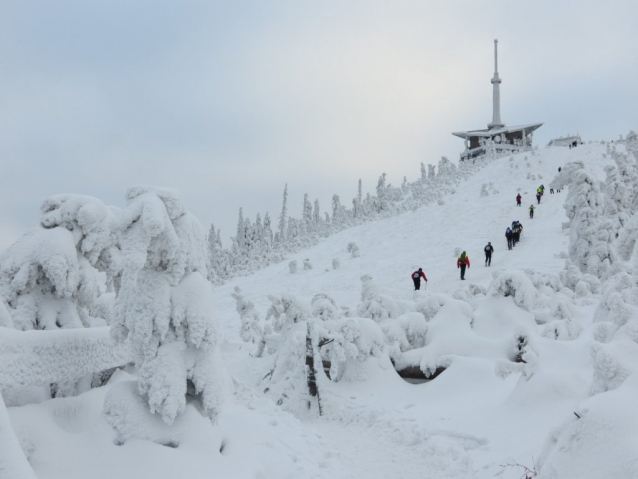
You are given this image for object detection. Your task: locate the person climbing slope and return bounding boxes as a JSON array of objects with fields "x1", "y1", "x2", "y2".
[
  {"x1": 457, "y1": 251, "x2": 470, "y2": 280},
  {"x1": 505, "y1": 227, "x2": 513, "y2": 250},
  {"x1": 411, "y1": 268, "x2": 428, "y2": 291},
  {"x1": 516, "y1": 193, "x2": 522, "y2": 207},
  {"x1": 536, "y1": 191, "x2": 542, "y2": 204},
  {"x1": 484, "y1": 242, "x2": 494, "y2": 266},
  {"x1": 529, "y1": 204, "x2": 535, "y2": 219}
]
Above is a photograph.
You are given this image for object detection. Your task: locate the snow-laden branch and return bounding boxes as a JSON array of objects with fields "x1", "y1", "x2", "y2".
[{"x1": 0, "y1": 326, "x2": 132, "y2": 388}]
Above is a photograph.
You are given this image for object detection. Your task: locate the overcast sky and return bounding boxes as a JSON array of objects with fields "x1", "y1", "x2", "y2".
[{"x1": 0, "y1": 1, "x2": 636, "y2": 250}]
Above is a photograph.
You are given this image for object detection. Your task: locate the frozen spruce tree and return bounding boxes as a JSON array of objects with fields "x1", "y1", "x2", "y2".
[
  {"x1": 332, "y1": 194, "x2": 345, "y2": 227},
  {"x1": 231, "y1": 286, "x2": 264, "y2": 356},
  {"x1": 207, "y1": 223, "x2": 223, "y2": 283},
  {"x1": 111, "y1": 186, "x2": 223, "y2": 424},
  {"x1": 602, "y1": 165, "x2": 630, "y2": 235},
  {"x1": 551, "y1": 161, "x2": 614, "y2": 278},
  {"x1": 302, "y1": 193, "x2": 313, "y2": 235},
  {"x1": 289, "y1": 260, "x2": 298, "y2": 274},
  {"x1": 0, "y1": 194, "x2": 119, "y2": 332},
  {"x1": 347, "y1": 242, "x2": 360, "y2": 258},
  {"x1": 278, "y1": 184, "x2": 288, "y2": 243},
  {"x1": 376, "y1": 173, "x2": 388, "y2": 213}
]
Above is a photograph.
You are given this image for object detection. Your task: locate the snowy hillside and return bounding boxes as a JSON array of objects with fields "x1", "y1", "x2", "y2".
[{"x1": 3, "y1": 139, "x2": 638, "y2": 479}]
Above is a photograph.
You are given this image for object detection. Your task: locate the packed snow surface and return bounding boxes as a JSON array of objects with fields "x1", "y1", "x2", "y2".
[{"x1": 3, "y1": 141, "x2": 638, "y2": 478}]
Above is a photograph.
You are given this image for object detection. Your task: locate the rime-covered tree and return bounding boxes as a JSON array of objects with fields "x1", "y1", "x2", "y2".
[
  {"x1": 302, "y1": 193, "x2": 313, "y2": 235},
  {"x1": 376, "y1": 173, "x2": 388, "y2": 213},
  {"x1": 0, "y1": 195, "x2": 120, "y2": 333},
  {"x1": 263, "y1": 212, "x2": 274, "y2": 250},
  {"x1": 111, "y1": 186, "x2": 223, "y2": 424},
  {"x1": 332, "y1": 194, "x2": 345, "y2": 226},
  {"x1": 278, "y1": 184, "x2": 288, "y2": 243},
  {"x1": 551, "y1": 161, "x2": 614, "y2": 278},
  {"x1": 603, "y1": 165, "x2": 630, "y2": 236},
  {"x1": 207, "y1": 224, "x2": 223, "y2": 282}
]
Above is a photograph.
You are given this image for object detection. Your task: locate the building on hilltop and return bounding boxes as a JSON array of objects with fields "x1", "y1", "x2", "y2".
[
  {"x1": 452, "y1": 40, "x2": 543, "y2": 161},
  {"x1": 548, "y1": 135, "x2": 582, "y2": 147}
]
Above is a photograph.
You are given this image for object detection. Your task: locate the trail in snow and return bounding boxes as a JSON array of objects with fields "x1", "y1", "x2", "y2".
[{"x1": 211, "y1": 143, "x2": 613, "y2": 479}]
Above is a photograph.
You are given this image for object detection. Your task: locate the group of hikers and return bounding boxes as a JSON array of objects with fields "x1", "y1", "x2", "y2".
[
  {"x1": 411, "y1": 242, "x2": 490, "y2": 286},
  {"x1": 411, "y1": 167, "x2": 566, "y2": 287},
  {"x1": 505, "y1": 221, "x2": 523, "y2": 250}
]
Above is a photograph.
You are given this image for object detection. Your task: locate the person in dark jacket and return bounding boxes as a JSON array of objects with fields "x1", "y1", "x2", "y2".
[
  {"x1": 505, "y1": 227, "x2": 513, "y2": 250},
  {"x1": 536, "y1": 192, "x2": 542, "y2": 204},
  {"x1": 411, "y1": 268, "x2": 428, "y2": 290},
  {"x1": 484, "y1": 242, "x2": 494, "y2": 266},
  {"x1": 457, "y1": 252, "x2": 470, "y2": 280}
]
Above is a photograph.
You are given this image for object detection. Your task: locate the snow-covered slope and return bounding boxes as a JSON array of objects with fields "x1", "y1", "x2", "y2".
[{"x1": 6, "y1": 141, "x2": 638, "y2": 479}]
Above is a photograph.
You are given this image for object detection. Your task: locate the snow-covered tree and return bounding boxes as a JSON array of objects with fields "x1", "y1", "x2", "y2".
[
  {"x1": 265, "y1": 293, "x2": 309, "y2": 332},
  {"x1": 347, "y1": 242, "x2": 360, "y2": 258},
  {"x1": 376, "y1": 173, "x2": 388, "y2": 213},
  {"x1": 111, "y1": 186, "x2": 223, "y2": 424},
  {"x1": 302, "y1": 193, "x2": 313, "y2": 232},
  {"x1": 278, "y1": 184, "x2": 288, "y2": 243},
  {"x1": 207, "y1": 224, "x2": 223, "y2": 282},
  {"x1": 602, "y1": 165, "x2": 630, "y2": 236},
  {"x1": 332, "y1": 194, "x2": 345, "y2": 226},
  {"x1": 311, "y1": 293, "x2": 340, "y2": 321},
  {"x1": 263, "y1": 211, "x2": 274, "y2": 243},
  {"x1": 357, "y1": 274, "x2": 399, "y2": 321},
  {"x1": 0, "y1": 194, "x2": 122, "y2": 333},
  {"x1": 551, "y1": 161, "x2": 614, "y2": 278},
  {"x1": 289, "y1": 260, "x2": 298, "y2": 274},
  {"x1": 231, "y1": 286, "x2": 264, "y2": 355},
  {"x1": 0, "y1": 229, "x2": 95, "y2": 331}
]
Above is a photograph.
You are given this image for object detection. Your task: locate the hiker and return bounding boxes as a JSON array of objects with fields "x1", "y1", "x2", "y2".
[
  {"x1": 516, "y1": 193, "x2": 522, "y2": 206},
  {"x1": 411, "y1": 268, "x2": 428, "y2": 291},
  {"x1": 457, "y1": 251, "x2": 470, "y2": 280},
  {"x1": 558, "y1": 167, "x2": 562, "y2": 172},
  {"x1": 536, "y1": 192, "x2": 542, "y2": 204},
  {"x1": 540, "y1": 185, "x2": 545, "y2": 194},
  {"x1": 550, "y1": 188, "x2": 554, "y2": 194},
  {"x1": 505, "y1": 227, "x2": 513, "y2": 250},
  {"x1": 529, "y1": 205, "x2": 535, "y2": 219},
  {"x1": 512, "y1": 221, "x2": 522, "y2": 245},
  {"x1": 484, "y1": 242, "x2": 494, "y2": 266}
]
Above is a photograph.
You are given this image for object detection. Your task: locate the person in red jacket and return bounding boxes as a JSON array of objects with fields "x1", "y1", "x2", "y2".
[
  {"x1": 457, "y1": 251, "x2": 470, "y2": 280},
  {"x1": 411, "y1": 268, "x2": 428, "y2": 290},
  {"x1": 516, "y1": 194, "x2": 522, "y2": 207}
]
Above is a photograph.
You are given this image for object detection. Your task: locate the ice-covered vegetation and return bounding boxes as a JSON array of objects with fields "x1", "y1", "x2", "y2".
[
  {"x1": 0, "y1": 187, "x2": 223, "y2": 426},
  {"x1": 208, "y1": 155, "x2": 496, "y2": 280}
]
